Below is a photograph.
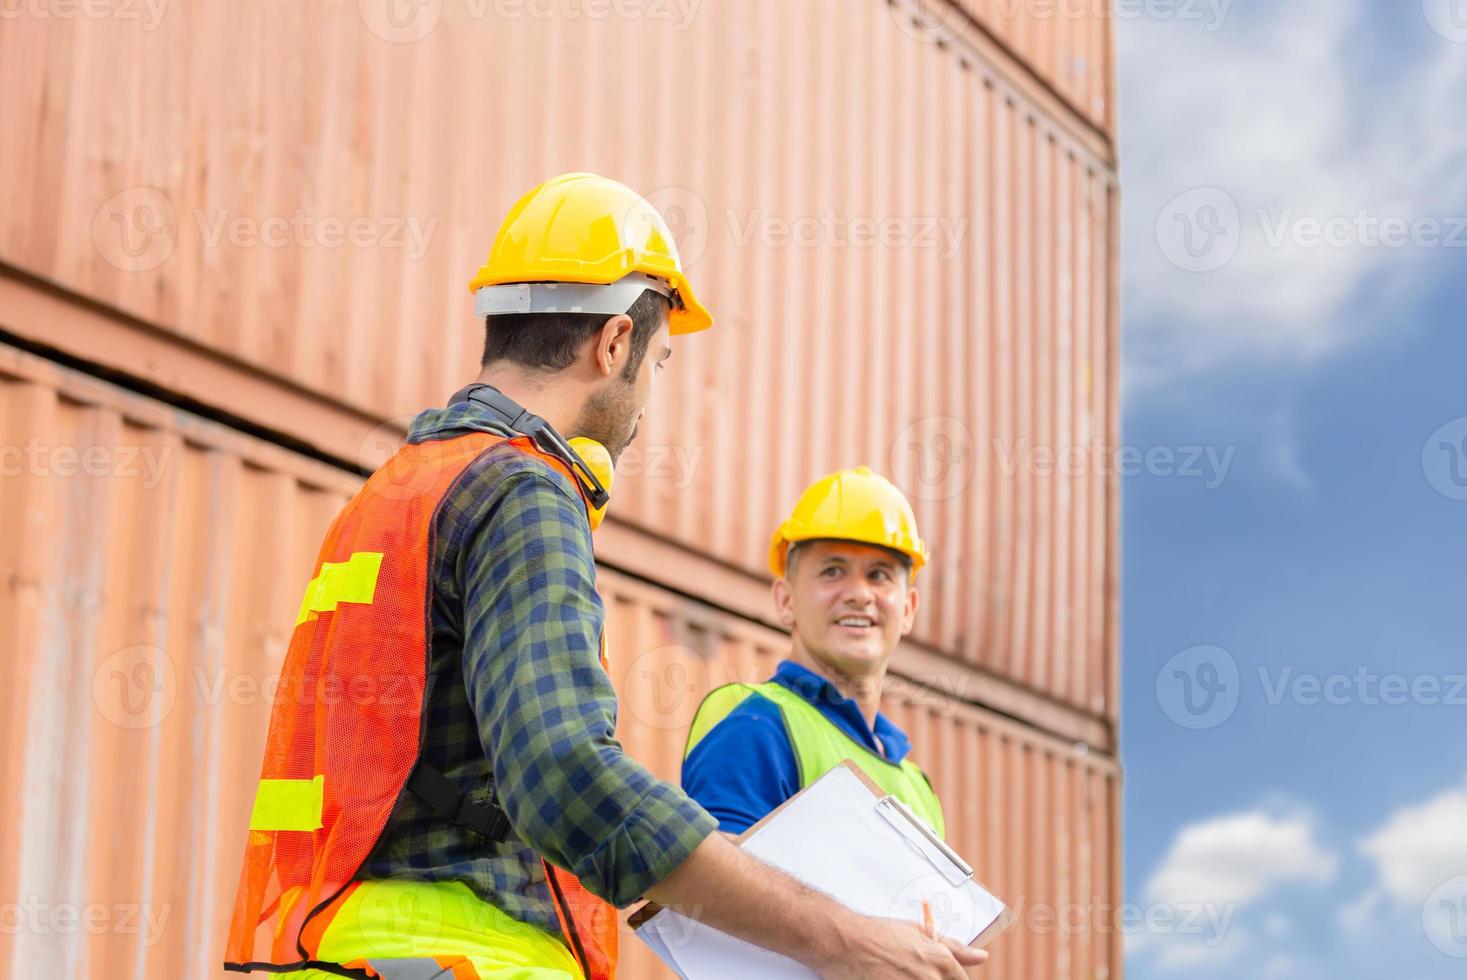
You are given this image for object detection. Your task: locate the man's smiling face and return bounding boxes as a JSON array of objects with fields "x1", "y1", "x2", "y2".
[{"x1": 775, "y1": 539, "x2": 919, "y2": 679}]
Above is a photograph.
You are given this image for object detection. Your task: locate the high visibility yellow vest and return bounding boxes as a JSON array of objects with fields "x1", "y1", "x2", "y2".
[
  {"x1": 224, "y1": 431, "x2": 615, "y2": 979},
  {"x1": 684, "y1": 681, "x2": 946, "y2": 838}
]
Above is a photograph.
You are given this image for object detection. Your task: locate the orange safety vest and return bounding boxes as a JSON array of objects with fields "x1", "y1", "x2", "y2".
[{"x1": 224, "y1": 431, "x2": 618, "y2": 980}]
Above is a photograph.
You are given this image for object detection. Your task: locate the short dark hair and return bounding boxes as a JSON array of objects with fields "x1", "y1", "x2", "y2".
[
  {"x1": 481, "y1": 288, "x2": 667, "y2": 378},
  {"x1": 784, "y1": 540, "x2": 913, "y2": 582}
]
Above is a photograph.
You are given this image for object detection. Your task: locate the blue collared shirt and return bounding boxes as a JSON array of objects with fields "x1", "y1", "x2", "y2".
[{"x1": 680, "y1": 660, "x2": 914, "y2": 834}]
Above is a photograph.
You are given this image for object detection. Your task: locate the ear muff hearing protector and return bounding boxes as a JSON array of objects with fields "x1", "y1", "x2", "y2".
[
  {"x1": 449, "y1": 384, "x2": 613, "y2": 526},
  {"x1": 566, "y1": 437, "x2": 613, "y2": 531}
]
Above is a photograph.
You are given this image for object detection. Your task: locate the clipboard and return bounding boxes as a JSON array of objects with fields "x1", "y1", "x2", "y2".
[{"x1": 629, "y1": 760, "x2": 1013, "y2": 976}]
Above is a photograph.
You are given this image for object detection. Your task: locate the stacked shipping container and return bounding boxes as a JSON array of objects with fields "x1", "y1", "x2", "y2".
[{"x1": 0, "y1": 0, "x2": 1119, "y2": 977}]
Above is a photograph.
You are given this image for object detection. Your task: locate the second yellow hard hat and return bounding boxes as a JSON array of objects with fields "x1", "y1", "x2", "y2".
[{"x1": 769, "y1": 466, "x2": 928, "y2": 579}]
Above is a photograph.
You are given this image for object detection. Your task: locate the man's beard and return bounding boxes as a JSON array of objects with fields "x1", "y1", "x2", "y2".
[{"x1": 572, "y1": 376, "x2": 640, "y2": 463}]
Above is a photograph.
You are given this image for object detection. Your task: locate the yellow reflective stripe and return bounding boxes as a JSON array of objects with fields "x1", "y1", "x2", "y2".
[
  {"x1": 295, "y1": 551, "x2": 384, "y2": 626},
  {"x1": 250, "y1": 774, "x2": 325, "y2": 831}
]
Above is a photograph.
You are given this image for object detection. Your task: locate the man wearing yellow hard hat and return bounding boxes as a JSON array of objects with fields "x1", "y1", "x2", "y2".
[
  {"x1": 223, "y1": 174, "x2": 984, "y2": 979},
  {"x1": 682, "y1": 467, "x2": 945, "y2": 838}
]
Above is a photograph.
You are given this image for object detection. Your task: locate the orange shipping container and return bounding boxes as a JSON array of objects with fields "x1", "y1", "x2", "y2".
[{"x1": 0, "y1": 0, "x2": 1118, "y2": 726}]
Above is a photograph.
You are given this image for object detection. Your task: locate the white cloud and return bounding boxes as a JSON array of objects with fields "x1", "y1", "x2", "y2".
[
  {"x1": 1145, "y1": 810, "x2": 1338, "y2": 908},
  {"x1": 1358, "y1": 776, "x2": 1467, "y2": 903},
  {"x1": 1119, "y1": 0, "x2": 1467, "y2": 391},
  {"x1": 1337, "y1": 887, "x2": 1385, "y2": 935},
  {"x1": 1133, "y1": 811, "x2": 1335, "y2": 974}
]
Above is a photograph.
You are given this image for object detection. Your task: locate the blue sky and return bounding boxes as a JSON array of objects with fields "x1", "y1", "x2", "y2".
[{"x1": 1118, "y1": 2, "x2": 1467, "y2": 978}]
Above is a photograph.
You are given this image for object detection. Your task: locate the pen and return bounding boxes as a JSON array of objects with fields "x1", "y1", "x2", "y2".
[{"x1": 922, "y1": 898, "x2": 934, "y2": 940}]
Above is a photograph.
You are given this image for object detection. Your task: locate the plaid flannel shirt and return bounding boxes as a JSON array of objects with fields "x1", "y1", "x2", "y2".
[{"x1": 358, "y1": 403, "x2": 716, "y2": 937}]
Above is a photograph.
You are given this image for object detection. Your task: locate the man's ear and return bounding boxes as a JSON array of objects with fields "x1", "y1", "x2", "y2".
[
  {"x1": 772, "y1": 576, "x2": 797, "y2": 629},
  {"x1": 592, "y1": 313, "x2": 635, "y2": 378},
  {"x1": 899, "y1": 582, "x2": 920, "y2": 635}
]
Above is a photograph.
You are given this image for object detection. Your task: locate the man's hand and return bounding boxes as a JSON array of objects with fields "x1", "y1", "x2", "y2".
[
  {"x1": 812, "y1": 918, "x2": 988, "y2": 979},
  {"x1": 647, "y1": 834, "x2": 989, "y2": 978}
]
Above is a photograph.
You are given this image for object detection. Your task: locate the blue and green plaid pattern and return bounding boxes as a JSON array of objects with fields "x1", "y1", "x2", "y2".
[{"x1": 358, "y1": 404, "x2": 715, "y2": 937}]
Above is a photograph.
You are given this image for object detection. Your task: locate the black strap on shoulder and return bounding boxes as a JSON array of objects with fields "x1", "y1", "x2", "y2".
[
  {"x1": 448, "y1": 383, "x2": 610, "y2": 510},
  {"x1": 406, "y1": 760, "x2": 513, "y2": 842}
]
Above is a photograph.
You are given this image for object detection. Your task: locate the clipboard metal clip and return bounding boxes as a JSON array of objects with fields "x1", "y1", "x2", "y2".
[{"x1": 875, "y1": 795, "x2": 973, "y2": 888}]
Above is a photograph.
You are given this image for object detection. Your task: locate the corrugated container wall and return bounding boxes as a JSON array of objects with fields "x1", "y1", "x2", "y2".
[{"x1": 0, "y1": 0, "x2": 1119, "y2": 978}]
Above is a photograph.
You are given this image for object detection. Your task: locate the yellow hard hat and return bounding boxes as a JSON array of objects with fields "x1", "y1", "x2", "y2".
[
  {"x1": 469, "y1": 172, "x2": 712, "y2": 335},
  {"x1": 768, "y1": 466, "x2": 928, "y2": 580}
]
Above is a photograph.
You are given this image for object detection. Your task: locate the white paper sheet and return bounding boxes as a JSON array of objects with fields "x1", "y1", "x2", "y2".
[{"x1": 634, "y1": 764, "x2": 1006, "y2": 979}]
